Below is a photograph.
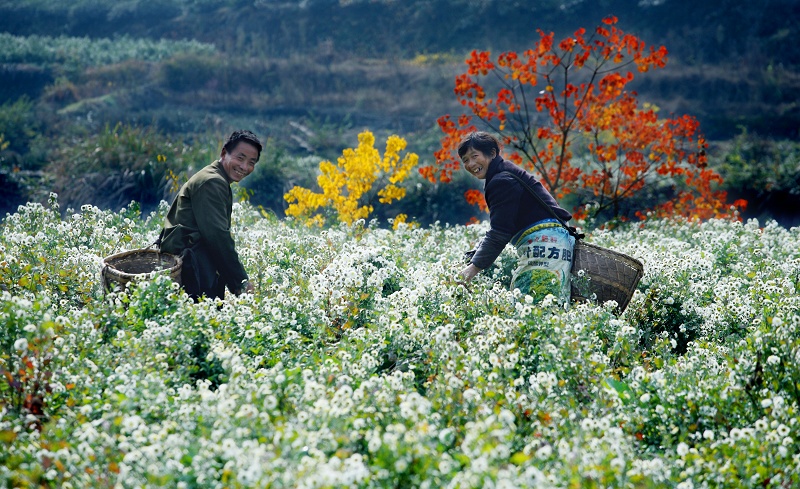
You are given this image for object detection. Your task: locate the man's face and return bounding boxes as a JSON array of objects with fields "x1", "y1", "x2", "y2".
[
  {"x1": 220, "y1": 141, "x2": 259, "y2": 183},
  {"x1": 461, "y1": 147, "x2": 494, "y2": 180}
]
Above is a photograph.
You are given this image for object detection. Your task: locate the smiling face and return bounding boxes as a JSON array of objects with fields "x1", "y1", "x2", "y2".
[
  {"x1": 220, "y1": 141, "x2": 259, "y2": 182},
  {"x1": 461, "y1": 147, "x2": 496, "y2": 180}
]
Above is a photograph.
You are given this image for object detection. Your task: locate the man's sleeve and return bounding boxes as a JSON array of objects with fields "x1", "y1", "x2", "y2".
[
  {"x1": 192, "y1": 179, "x2": 248, "y2": 292},
  {"x1": 470, "y1": 176, "x2": 521, "y2": 270}
]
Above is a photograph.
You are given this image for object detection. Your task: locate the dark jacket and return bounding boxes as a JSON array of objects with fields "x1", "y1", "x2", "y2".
[
  {"x1": 160, "y1": 160, "x2": 248, "y2": 297},
  {"x1": 470, "y1": 155, "x2": 572, "y2": 270}
]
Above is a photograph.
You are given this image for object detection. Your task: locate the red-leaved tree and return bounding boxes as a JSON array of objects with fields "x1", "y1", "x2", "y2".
[{"x1": 421, "y1": 16, "x2": 746, "y2": 221}]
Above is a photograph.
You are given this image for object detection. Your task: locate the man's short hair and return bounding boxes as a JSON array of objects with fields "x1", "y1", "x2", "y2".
[
  {"x1": 224, "y1": 130, "x2": 263, "y2": 159},
  {"x1": 457, "y1": 131, "x2": 501, "y2": 159}
]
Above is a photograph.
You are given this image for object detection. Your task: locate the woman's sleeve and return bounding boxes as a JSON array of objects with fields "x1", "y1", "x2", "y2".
[{"x1": 470, "y1": 176, "x2": 521, "y2": 269}]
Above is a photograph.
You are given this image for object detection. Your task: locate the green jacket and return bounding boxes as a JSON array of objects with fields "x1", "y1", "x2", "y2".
[{"x1": 160, "y1": 160, "x2": 248, "y2": 294}]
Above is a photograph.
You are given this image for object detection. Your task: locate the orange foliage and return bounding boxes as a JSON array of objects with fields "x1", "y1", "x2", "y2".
[
  {"x1": 464, "y1": 188, "x2": 487, "y2": 213},
  {"x1": 422, "y1": 16, "x2": 745, "y2": 221}
]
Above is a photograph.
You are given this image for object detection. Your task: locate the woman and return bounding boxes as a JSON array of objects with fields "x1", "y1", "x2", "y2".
[{"x1": 458, "y1": 131, "x2": 575, "y2": 303}]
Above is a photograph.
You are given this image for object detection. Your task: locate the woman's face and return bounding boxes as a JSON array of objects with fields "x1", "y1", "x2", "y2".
[{"x1": 461, "y1": 147, "x2": 495, "y2": 180}]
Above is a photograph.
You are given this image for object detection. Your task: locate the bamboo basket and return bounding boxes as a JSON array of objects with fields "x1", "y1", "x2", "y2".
[
  {"x1": 570, "y1": 241, "x2": 643, "y2": 313},
  {"x1": 102, "y1": 248, "x2": 182, "y2": 291}
]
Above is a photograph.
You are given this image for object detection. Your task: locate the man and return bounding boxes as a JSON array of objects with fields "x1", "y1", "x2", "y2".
[{"x1": 159, "y1": 130, "x2": 262, "y2": 300}]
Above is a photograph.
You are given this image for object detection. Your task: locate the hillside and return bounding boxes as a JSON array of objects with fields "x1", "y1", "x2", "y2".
[
  {"x1": 0, "y1": 0, "x2": 798, "y2": 223},
  {"x1": 2, "y1": 0, "x2": 798, "y2": 134}
]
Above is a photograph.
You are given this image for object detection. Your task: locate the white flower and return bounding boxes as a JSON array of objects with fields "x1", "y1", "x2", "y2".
[
  {"x1": 463, "y1": 388, "x2": 479, "y2": 403},
  {"x1": 14, "y1": 338, "x2": 28, "y2": 352},
  {"x1": 703, "y1": 429, "x2": 714, "y2": 440},
  {"x1": 367, "y1": 435, "x2": 381, "y2": 453},
  {"x1": 535, "y1": 444, "x2": 552, "y2": 459},
  {"x1": 676, "y1": 442, "x2": 689, "y2": 456},
  {"x1": 640, "y1": 393, "x2": 651, "y2": 403},
  {"x1": 438, "y1": 428, "x2": 455, "y2": 446},
  {"x1": 498, "y1": 409, "x2": 515, "y2": 427},
  {"x1": 766, "y1": 355, "x2": 780, "y2": 366},
  {"x1": 772, "y1": 317, "x2": 783, "y2": 327}
]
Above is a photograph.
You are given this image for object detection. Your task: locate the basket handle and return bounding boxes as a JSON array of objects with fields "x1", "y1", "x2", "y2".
[
  {"x1": 500, "y1": 171, "x2": 585, "y2": 240},
  {"x1": 149, "y1": 229, "x2": 164, "y2": 251}
]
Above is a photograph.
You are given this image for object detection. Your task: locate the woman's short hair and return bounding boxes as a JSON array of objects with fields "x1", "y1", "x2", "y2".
[
  {"x1": 224, "y1": 130, "x2": 263, "y2": 159},
  {"x1": 457, "y1": 131, "x2": 500, "y2": 159}
]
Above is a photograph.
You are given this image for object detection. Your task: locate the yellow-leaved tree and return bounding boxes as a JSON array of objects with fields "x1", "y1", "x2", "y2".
[{"x1": 284, "y1": 131, "x2": 419, "y2": 227}]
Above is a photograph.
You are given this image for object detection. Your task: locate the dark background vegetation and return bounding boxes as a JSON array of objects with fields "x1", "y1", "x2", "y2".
[{"x1": 0, "y1": 0, "x2": 798, "y2": 226}]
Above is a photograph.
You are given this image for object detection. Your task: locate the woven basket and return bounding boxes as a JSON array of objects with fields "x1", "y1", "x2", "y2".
[
  {"x1": 102, "y1": 248, "x2": 182, "y2": 291},
  {"x1": 570, "y1": 241, "x2": 643, "y2": 313}
]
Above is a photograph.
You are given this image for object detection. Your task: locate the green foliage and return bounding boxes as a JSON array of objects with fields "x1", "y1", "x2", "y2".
[
  {"x1": 157, "y1": 53, "x2": 221, "y2": 92},
  {"x1": 719, "y1": 133, "x2": 800, "y2": 194},
  {"x1": 104, "y1": 277, "x2": 230, "y2": 390},
  {"x1": 1, "y1": 197, "x2": 799, "y2": 486},
  {"x1": 0, "y1": 293, "x2": 60, "y2": 422},
  {"x1": 0, "y1": 195, "x2": 162, "y2": 303},
  {"x1": 0, "y1": 33, "x2": 216, "y2": 73},
  {"x1": 157, "y1": 54, "x2": 283, "y2": 98},
  {"x1": 715, "y1": 131, "x2": 800, "y2": 226},
  {"x1": 0, "y1": 97, "x2": 40, "y2": 157},
  {"x1": 378, "y1": 168, "x2": 483, "y2": 227},
  {"x1": 237, "y1": 141, "x2": 314, "y2": 215},
  {"x1": 45, "y1": 123, "x2": 217, "y2": 213},
  {"x1": 628, "y1": 286, "x2": 703, "y2": 355}
]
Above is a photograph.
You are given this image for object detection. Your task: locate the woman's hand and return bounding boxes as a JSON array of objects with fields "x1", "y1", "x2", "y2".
[
  {"x1": 460, "y1": 263, "x2": 482, "y2": 282},
  {"x1": 237, "y1": 279, "x2": 255, "y2": 295}
]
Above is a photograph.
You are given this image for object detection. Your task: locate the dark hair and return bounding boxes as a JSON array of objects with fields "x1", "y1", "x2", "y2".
[
  {"x1": 224, "y1": 130, "x2": 263, "y2": 160},
  {"x1": 457, "y1": 131, "x2": 500, "y2": 159}
]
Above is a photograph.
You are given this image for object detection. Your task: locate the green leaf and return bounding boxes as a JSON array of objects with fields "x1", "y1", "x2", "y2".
[
  {"x1": 0, "y1": 430, "x2": 17, "y2": 443},
  {"x1": 603, "y1": 377, "x2": 632, "y2": 404},
  {"x1": 510, "y1": 451, "x2": 531, "y2": 465}
]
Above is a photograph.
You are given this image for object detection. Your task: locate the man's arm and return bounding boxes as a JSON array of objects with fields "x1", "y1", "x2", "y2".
[{"x1": 192, "y1": 179, "x2": 249, "y2": 293}]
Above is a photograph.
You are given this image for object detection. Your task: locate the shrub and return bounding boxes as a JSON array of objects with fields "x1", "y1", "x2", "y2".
[
  {"x1": 426, "y1": 17, "x2": 743, "y2": 222},
  {"x1": 715, "y1": 131, "x2": 800, "y2": 227},
  {"x1": 45, "y1": 123, "x2": 217, "y2": 213},
  {"x1": 0, "y1": 97, "x2": 40, "y2": 157},
  {"x1": 0, "y1": 33, "x2": 216, "y2": 73},
  {"x1": 284, "y1": 130, "x2": 419, "y2": 226}
]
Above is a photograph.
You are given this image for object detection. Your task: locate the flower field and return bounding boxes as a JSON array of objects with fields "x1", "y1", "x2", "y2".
[{"x1": 1, "y1": 196, "x2": 799, "y2": 488}]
